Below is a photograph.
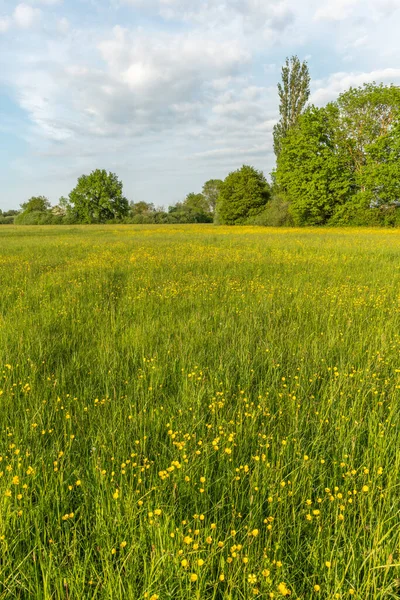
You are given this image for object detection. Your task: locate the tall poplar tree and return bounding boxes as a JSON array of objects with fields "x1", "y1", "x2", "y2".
[{"x1": 273, "y1": 56, "x2": 311, "y2": 157}]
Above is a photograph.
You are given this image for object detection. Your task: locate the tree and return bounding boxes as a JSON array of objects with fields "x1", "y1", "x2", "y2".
[
  {"x1": 168, "y1": 195, "x2": 213, "y2": 223},
  {"x1": 335, "y1": 83, "x2": 400, "y2": 180},
  {"x1": 217, "y1": 165, "x2": 270, "y2": 225},
  {"x1": 183, "y1": 192, "x2": 210, "y2": 214},
  {"x1": 273, "y1": 56, "x2": 311, "y2": 157},
  {"x1": 2, "y1": 209, "x2": 19, "y2": 217},
  {"x1": 15, "y1": 195, "x2": 54, "y2": 224},
  {"x1": 202, "y1": 179, "x2": 223, "y2": 213},
  {"x1": 0, "y1": 209, "x2": 19, "y2": 225},
  {"x1": 20, "y1": 196, "x2": 51, "y2": 213},
  {"x1": 361, "y1": 118, "x2": 400, "y2": 207},
  {"x1": 274, "y1": 83, "x2": 400, "y2": 225},
  {"x1": 275, "y1": 105, "x2": 353, "y2": 225},
  {"x1": 129, "y1": 201, "x2": 155, "y2": 216},
  {"x1": 50, "y1": 196, "x2": 71, "y2": 217},
  {"x1": 69, "y1": 170, "x2": 129, "y2": 223}
]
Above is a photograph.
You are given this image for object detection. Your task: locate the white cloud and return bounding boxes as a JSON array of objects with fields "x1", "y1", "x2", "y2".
[
  {"x1": 97, "y1": 25, "x2": 250, "y2": 106},
  {"x1": 120, "y1": 0, "x2": 295, "y2": 34},
  {"x1": 311, "y1": 68, "x2": 400, "y2": 105},
  {"x1": 314, "y1": 0, "x2": 359, "y2": 21},
  {"x1": 2, "y1": 22, "x2": 253, "y2": 153},
  {"x1": 350, "y1": 35, "x2": 368, "y2": 48},
  {"x1": 376, "y1": 0, "x2": 399, "y2": 16},
  {"x1": 193, "y1": 142, "x2": 272, "y2": 159},
  {"x1": 0, "y1": 17, "x2": 11, "y2": 33},
  {"x1": 231, "y1": 0, "x2": 294, "y2": 31},
  {"x1": 57, "y1": 16, "x2": 69, "y2": 34},
  {"x1": 13, "y1": 3, "x2": 40, "y2": 29},
  {"x1": 314, "y1": 0, "x2": 400, "y2": 22}
]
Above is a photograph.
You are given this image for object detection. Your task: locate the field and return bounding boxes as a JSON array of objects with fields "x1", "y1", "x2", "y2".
[{"x1": 0, "y1": 224, "x2": 399, "y2": 600}]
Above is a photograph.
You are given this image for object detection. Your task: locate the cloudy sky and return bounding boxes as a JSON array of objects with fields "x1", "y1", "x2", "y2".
[{"x1": 1, "y1": 0, "x2": 400, "y2": 210}]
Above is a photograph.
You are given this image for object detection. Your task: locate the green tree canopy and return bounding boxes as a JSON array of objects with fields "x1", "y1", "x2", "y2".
[
  {"x1": 20, "y1": 196, "x2": 51, "y2": 214},
  {"x1": 274, "y1": 83, "x2": 400, "y2": 224},
  {"x1": 275, "y1": 105, "x2": 353, "y2": 225},
  {"x1": 336, "y1": 83, "x2": 400, "y2": 177},
  {"x1": 69, "y1": 170, "x2": 129, "y2": 223},
  {"x1": 183, "y1": 192, "x2": 210, "y2": 214},
  {"x1": 361, "y1": 119, "x2": 400, "y2": 207},
  {"x1": 218, "y1": 165, "x2": 270, "y2": 225},
  {"x1": 202, "y1": 179, "x2": 223, "y2": 213},
  {"x1": 335, "y1": 83, "x2": 400, "y2": 208},
  {"x1": 273, "y1": 55, "x2": 311, "y2": 158},
  {"x1": 168, "y1": 192, "x2": 213, "y2": 223},
  {"x1": 129, "y1": 201, "x2": 155, "y2": 216}
]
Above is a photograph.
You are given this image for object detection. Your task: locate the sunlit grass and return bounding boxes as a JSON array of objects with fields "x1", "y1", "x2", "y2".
[{"x1": 0, "y1": 225, "x2": 399, "y2": 599}]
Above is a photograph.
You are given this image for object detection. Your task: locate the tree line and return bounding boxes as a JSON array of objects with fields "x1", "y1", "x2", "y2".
[
  {"x1": 2, "y1": 56, "x2": 400, "y2": 227},
  {"x1": 4, "y1": 174, "x2": 225, "y2": 225}
]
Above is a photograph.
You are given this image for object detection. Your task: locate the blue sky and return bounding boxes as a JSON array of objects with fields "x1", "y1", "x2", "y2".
[{"x1": 1, "y1": 0, "x2": 400, "y2": 210}]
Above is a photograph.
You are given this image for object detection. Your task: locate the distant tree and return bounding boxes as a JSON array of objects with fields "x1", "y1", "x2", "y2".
[
  {"x1": 126, "y1": 201, "x2": 157, "y2": 223},
  {"x1": 218, "y1": 165, "x2": 271, "y2": 225},
  {"x1": 168, "y1": 197, "x2": 213, "y2": 223},
  {"x1": 0, "y1": 209, "x2": 20, "y2": 224},
  {"x1": 0, "y1": 215, "x2": 16, "y2": 224},
  {"x1": 129, "y1": 201, "x2": 155, "y2": 216},
  {"x1": 59, "y1": 196, "x2": 70, "y2": 210},
  {"x1": 69, "y1": 170, "x2": 129, "y2": 223},
  {"x1": 50, "y1": 196, "x2": 70, "y2": 217},
  {"x1": 163, "y1": 192, "x2": 213, "y2": 223},
  {"x1": 183, "y1": 192, "x2": 210, "y2": 214},
  {"x1": 202, "y1": 179, "x2": 223, "y2": 213},
  {"x1": 273, "y1": 56, "x2": 311, "y2": 158},
  {"x1": 20, "y1": 196, "x2": 51, "y2": 214}
]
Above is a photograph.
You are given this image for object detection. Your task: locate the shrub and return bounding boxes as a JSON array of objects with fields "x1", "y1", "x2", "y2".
[{"x1": 248, "y1": 195, "x2": 294, "y2": 226}]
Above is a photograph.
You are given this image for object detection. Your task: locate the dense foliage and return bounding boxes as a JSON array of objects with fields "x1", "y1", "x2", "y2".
[
  {"x1": 0, "y1": 209, "x2": 19, "y2": 225},
  {"x1": 202, "y1": 179, "x2": 223, "y2": 214},
  {"x1": 217, "y1": 165, "x2": 270, "y2": 225},
  {"x1": 69, "y1": 170, "x2": 129, "y2": 223},
  {"x1": 275, "y1": 83, "x2": 400, "y2": 225},
  {"x1": 274, "y1": 105, "x2": 352, "y2": 225}
]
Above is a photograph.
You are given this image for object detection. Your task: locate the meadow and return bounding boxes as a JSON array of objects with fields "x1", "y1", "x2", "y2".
[{"x1": 0, "y1": 224, "x2": 399, "y2": 600}]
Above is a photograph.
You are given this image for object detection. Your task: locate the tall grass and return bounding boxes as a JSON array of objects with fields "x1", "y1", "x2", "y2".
[{"x1": 0, "y1": 225, "x2": 399, "y2": 599}]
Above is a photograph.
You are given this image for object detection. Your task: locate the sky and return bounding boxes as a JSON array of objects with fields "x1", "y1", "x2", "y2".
[{"x1": 1, "y1": 0, "x2": 400, "y2": 210}]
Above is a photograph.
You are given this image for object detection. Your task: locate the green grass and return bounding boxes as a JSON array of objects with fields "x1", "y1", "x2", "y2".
[{"x1": 0, "y1": 224, "x2": 399, "y2": 600}]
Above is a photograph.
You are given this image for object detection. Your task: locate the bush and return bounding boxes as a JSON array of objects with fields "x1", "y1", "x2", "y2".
[
  {"x1": 329, "y1": 202, "x2": 400, "y2": 227},
  {"x1": 14, "y1": 211, "x2": 65, "y2": 225},
  {"x1": 130, "y1": 214, "x2": 157, "y2": 224},
  {"x1": 248, "y1": 195, "x2": 294, "y2": 226},
  {"x1": 0, "y1": 215, "x2": 15, "y2": 225},
  {"x1": 62, "y1": 211, "x2": 81, "y2": 225}
]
